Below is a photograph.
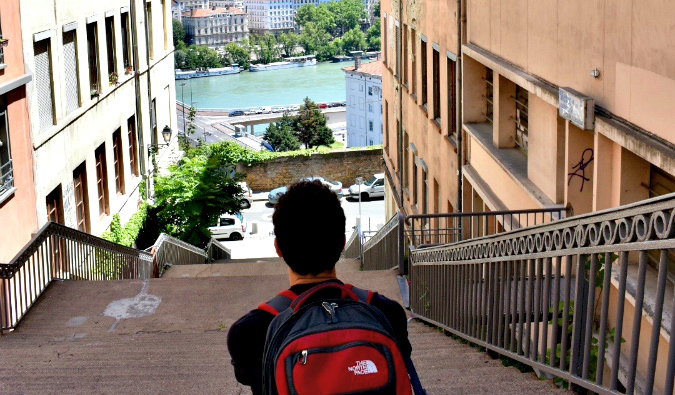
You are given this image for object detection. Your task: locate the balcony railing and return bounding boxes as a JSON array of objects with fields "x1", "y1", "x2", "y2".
[
  {"x1": 0, "y1": 158, "x2": 14, "y2": 196},
  {"x1": 409, "y1": 193, "x2": 675, "y2": 395},
  {"x1": 0, "y1": 222, "x2": 153, "y2": 332},
  {"x1": 407, "y1": 206, "x2": 567, "y2": 248}
]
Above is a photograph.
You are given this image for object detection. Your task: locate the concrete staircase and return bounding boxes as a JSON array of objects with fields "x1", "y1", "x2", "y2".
[{"x1": 0, "y1": 258, "x2": 567, "y2": 394}]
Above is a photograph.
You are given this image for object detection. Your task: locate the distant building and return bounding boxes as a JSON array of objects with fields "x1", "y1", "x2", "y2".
[
  {"x1": 17, "y1": 0, "x2": 178, "y2": 239},
  {"x1": 172, "y1": 0, "x2": 183, "y2": 21},
  {"x1": 245, "y1": 0, "x2": 335, "y2": 35},
  {"x1": 183, "y1": 6, "x2": 249, "y2": 47},
  {"x1": 211, "y1": 0, "x2": 245, "y2": 9},
  {"x1": 343, "y1": 60, "x2": 382, "y2": 147}
]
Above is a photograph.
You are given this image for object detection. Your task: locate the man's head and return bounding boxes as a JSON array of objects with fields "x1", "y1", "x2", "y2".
[{"x1": 272, "y1": 180, "x2": 346, "y2": 275}]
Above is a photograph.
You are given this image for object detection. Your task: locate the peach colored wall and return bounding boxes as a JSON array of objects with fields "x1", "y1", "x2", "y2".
[
  {"x1": 0, "y1": 1, "x2": 38, "y2": 262},
  {"x1": 382, "y1": 0, "x2": 461, "y2": 218},
  {"x1": 527, "y1": 94, "x2": 565, "y2": 204},
  {"x1": 466, "y1": 0, "x2": 675, "y2": 145},
  {"x1": 564, "y1": 123, "x2": 594, "y2": 216}
]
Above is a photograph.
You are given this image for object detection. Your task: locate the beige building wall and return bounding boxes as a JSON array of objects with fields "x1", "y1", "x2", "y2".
[
  {"x1": 381, "y1": 0, "x2": 461, "y2": 221},
  {"x1": 20, "y1": 0, "x2": 178, "y2": 237}
]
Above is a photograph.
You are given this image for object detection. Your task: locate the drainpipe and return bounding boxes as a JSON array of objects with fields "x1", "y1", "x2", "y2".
[
  {"x1": 142, "y1": 0, "x2": 155, "y2": 199},
  {"x1": 455, "y1": 0, "x2": 465, "y2": 213},
  {"x1": 130, "y1": 0, "x2": 147, "y2": 189},
  {"x1": 398, "y1": 0, "x2": 404, "y2": 213}
]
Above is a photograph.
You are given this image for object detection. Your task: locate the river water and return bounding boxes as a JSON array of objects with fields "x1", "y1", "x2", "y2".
[{"x1": 175, "y1": 61, "x2": 357, "y2": 110}]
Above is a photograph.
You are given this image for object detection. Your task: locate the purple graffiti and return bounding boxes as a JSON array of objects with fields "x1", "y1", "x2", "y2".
[{"x1": 568, "y1": 148, "x2": 594, "y2": 192}]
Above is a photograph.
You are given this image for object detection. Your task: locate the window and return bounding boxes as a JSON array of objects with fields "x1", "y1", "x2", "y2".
[
  {"x1": 368, "y1": 87, "x2": 373, "y2": 96},
  {"x1": 63, "y1": 30, "x2": 80, "y2": 113},
  {"x1": 432, "y1": 46, "x2": 440, "y2": 122},
  {"x1": 34, "y1": 39, "x2": 55, "y2": 131},
  {"x1": 46, "y1": 185, "x2": 64, "y2": 224},
  {"x1": 395, "y1": 22, "x2": 400, "y2": 79},
  {"x1": 368, "y1": 103, "x2": 373, "y2": 113},
  {"x1": 422, "y1": 166, "x2": 428, "y2": 214},
  {"x1": 383, "y1": 15, "x2": 387, "y2": 65},
  {"x1": 369, "y1": 120, "x2": 373, "y2": 131},
  {"x1": 105, "y1": 16, "x2": 117, "y2": 80},
  {"x1": 87, "y1": 22, "x2": 100, "y2": 94},
  {"x1": 0, "y1": 96, "x2": 14, "y2": 197},
  {"x1": 402, "y1": 24, "x2": 408, "y2": 86},
  {"x1": 147, "y1": 2, "x2": 154, "y2": 59},
  {"x1": 128, "y1": 116, "x2": 139, "y2": 176},
  {"x1": 421, "y1": 39, "x2": 427, "y2": 109},
  {"x1": 0, "y1": 18, "x2": 4, "y2": 65},
  {"x1": 403, "y1": 132, "x2": 409, "y2": 191},
  {"x1": 113, "y1": 129, "x2": 125, "y2": 195},
  {"x1": 412, "y1": 154, "x2": 418, "y2": 206},
  {"x1": 514, "y1": 85, "x2": 529, "y2": 153},
  {"x1": 150, "y1": 98, "x2": 157, "y2": 143},
  {"x1": 73, "y1": 163, "x2": 90, "y2": 233},
  {"x1": 485, "y1": 68, "x2": 494, "y2": 125},
  {"x1": 162, "y1": 0, "x2": 168, "y2": 50},
  {"x1": 411, "y1": 29, "x2": 416, "y2": 96},
  {"x1": 95, "y1": 144, "x2": 109, "y2": 217},
  {"x1": 447, "y1": 56, "x2": 457, "y2": 140},
  {"x1": 384, "y1": 100, "x2": 389, "y2": 153}
]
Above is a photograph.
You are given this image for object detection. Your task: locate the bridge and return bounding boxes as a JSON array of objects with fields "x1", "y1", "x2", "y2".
[{"x1": 2, "y1": 193, "x2": 674, "y2": 394}]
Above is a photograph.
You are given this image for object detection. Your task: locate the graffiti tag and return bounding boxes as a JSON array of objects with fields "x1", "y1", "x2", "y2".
[{"x1": 568, "y1": 148, "x2": 594, "y2": 192}]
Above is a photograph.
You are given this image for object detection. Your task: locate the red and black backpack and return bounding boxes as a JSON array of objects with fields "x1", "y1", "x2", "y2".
[{"x1": 259, "y1": 282, "x2": 427, "y2": 395}]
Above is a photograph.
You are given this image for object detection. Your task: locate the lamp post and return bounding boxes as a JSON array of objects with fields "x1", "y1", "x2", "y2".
[
  {"x1": 147, "y1": 125, "x2": 173, "y2": 154},
  {"x1": 356, "y1": 176, "x2": 363, "y2": 228},
  {"x1": 179, "y1": 82, "x2": 186, "y2": 137}
]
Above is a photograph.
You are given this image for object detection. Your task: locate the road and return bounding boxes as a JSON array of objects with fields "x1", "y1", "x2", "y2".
[{"x1": 218, "y1": 196, "x2": 386, "y2": 259}]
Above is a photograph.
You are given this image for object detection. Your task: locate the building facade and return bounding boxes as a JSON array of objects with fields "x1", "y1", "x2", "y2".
[
  {"x1": 183, "y1": 6, "x2": 248, "y2": 47},
  {"x1": 19, "y1": 0, "x2": 178, "y2": 239},
  {"x1": 381, "y1": 0, "x2": 675, "y2": 392},
  {"x1": 245, "y1": 0, "x2": 295, "y2": 35},
  {"x1": 343, "y1": 60, "x2": 382, "y2": 148},
  {"x1": 0, "y1": 0, "x2": 38, "y2": 262}
]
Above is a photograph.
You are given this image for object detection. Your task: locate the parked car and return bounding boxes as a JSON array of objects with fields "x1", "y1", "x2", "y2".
[
  {"x1": 244, "y1": 109, "x2": 257, "y2": 115},
  {"x1": 272, "y1": 106, "x2": 287, "y2": 113},
  {"x1": 328, "y1": 101, "x2": 341, "y2": 108},
  {"x1": 338, "y1": 101, "x2": 347, "y2": 106},
  {"x1": 259, "y1": 106, "x2": 272, "y2": 114},
  {"x1": 268, "y1": 177, "x2": 344, "y2": 205},
  {"x1": 288, "y1": 105, "x2": 300, "y2": 111},
  {"x1": 208, "y1": 212, "x2": 247, "y2": 241},
  {"x1": 319, "y1": 103, "x2": 328, "y2": 109},
  {"x1": 238, "y1": 181, "x2": 253, "y2": 209},
  {"x1": 348, "y1": 173, "x2": 385, "y2": 200},
  {"x1": 229, "y1": 110, "x2": 244, "y2": 117}
]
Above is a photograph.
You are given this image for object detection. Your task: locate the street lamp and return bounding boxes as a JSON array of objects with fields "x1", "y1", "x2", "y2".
[
  {"x1": 356, "y1": 176, "x2": 363, "y2": 228},
  {"x1": 147, "y1": 125, "x2": 173, "y2": 154},
  {"x1": 179, "y1": 82, "x2": 187, "y2": 137}
]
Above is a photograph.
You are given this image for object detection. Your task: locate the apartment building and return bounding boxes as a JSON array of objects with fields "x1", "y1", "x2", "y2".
[
  {"x1": 343, "y1": 60, "x2": 382, "y2": 147},
  {"x1": 245, "y1": 0, "x2": 334, "y2": 35},
  {"x1": 19, "y1": 0, "x2": 178, "y2": 238},
  {"x1": 381, "y1": 0, "x2": 675, "y2": 393},
  {"x1": 0, "y1": 1, "x2": 38, "y2": 262},
  {"x1": 183, "y1": 6, "x2": 249, "y2": 47},
  {"x1": 380, "y1": 0, "x2": 462, "y2": 220}
]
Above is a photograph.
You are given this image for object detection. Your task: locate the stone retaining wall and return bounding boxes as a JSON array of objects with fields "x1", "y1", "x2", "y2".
[{"x1": 238, "y1": 148, "x2": 383, "y2": 191}]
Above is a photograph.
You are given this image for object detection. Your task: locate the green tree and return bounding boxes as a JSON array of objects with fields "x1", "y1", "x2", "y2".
[
  {"x1": 153, "y1": 145, "x2": 244, "y2": 247},
  {"x1": 187, "y1": 106, "x2": 197, "y2": 137},
  {"x1": 316, "y1": 40, "x2": 342, "y2": 61},
  {"x1": 329, "y1": 0, "x2": 366, "y2": 35},
  {"x1": 299, "y1": 22, "x2": 331, "y2": 54},
  {"x1": 183, "y1": 44, "x2": 223, "y2": 69},
  {"x1": 295, "y1": 4, "x2": 317, "y2": 28},
  {"x1": 263, "y1": 114, "x2": 302, "y2": 152},
  {"x1": 250, "y1": 34, "x2": 281, "y2": 64},
  {"x1": 366, "y1": 19, "x2": 381, "y2": 50},
  {"x1": 222, "y1": 42, "x2": 251, "y2": 69},
  {"x1": 174, "y1": 49, "x2": 188, "y2": 69},
  {"x1": 173, "y1": 19, "x2": 186, "y2": 46},
  {"x1": 278, "y1": 32, "x2": 300, "y2": 56},
  {"x1": 373, "y1": 1, "x2": 380, "y2": 18},
  {"x1": 342, "y1": 27, "x2": 367, "y2": 52},
  {"x1": 294, "y1": 97, "x2": 335, "y2": 148}
]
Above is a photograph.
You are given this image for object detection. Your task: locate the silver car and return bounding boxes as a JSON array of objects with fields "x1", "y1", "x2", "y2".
[{"x1": 268, "y1": 177, "x2": 343, "y2": 205}]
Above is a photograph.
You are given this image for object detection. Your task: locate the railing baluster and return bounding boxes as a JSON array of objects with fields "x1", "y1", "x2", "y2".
[
  {"x1": 518, "y1": 259, "x2": 526, "y2": 355},
  {"x1": 582, "y1": 254, "x2": 598, "y2": 380},
  {"x1": 482, "y1": 262, "x2": 489, "y2": 342},
  {"x1": 626, "y1": 251, "x2": 648, "y2": 395},
  {"x1": 532, "y1": 258, "x2": 543, "y2": 360},
  {"x1": 596, "y1": 252, "x2": 613, "y2": 384},
  {"x1": 497, "y1": 261, "x2": 505, "y2": 347},
  {"x1": 610, "y1": 252, "x2": 629, "y2": 391},
  {"x1": 525, "y1": 258, "x2": 534, "y2": 358},
  {"x1": 644, "y1": 250, "x2": 668, "y2": 395},
  {"x1": 664, "y1": 285, "x2": 675, "y2": 395},
  {"x1": 540, "y1": 257, "x2": 551, "y2": 365},
  {"x1": 503, "y1": 260, "x2": 512, "y2": 350},
  {"x1": 560, "y1": 255, "x2": 572, "y2": 373}
]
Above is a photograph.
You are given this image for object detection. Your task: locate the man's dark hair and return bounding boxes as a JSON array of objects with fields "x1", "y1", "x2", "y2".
[{"x1": 272, "y1": 180, "x2": 346, "y2": 275}]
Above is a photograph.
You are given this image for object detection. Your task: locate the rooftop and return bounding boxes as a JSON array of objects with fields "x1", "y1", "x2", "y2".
[
  {"x1": 183, "y1": 6, "x2": 245, "y2": 18},
  {"x1": 343, "y1": 60, "x2": 383, "y2": 78}
]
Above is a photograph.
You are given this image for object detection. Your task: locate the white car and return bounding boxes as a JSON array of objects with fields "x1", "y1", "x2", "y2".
[
  {"x1": 208, "y1": 212, "x2": 247, "y2": 241},
  {"x1": 243, "y1": 109, "x2": 257, "y2": 116},
  {"x1": 272, "y1": 106, "x2": 286, "y2": 113},
  {"x1": 348, "y1": 173, "x2": 385, "y2": 200},
  {"x1": 259, "y1": 106, "x2": 272, "y2": 114},
  {"x1": 238, "y1": 181, "x2": 253, "y2": 209}
]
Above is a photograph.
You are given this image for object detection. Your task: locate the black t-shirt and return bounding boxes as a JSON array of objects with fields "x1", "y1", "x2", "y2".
[{"x1": 226, "y1": 280, "x2": 411, "y2": 395}]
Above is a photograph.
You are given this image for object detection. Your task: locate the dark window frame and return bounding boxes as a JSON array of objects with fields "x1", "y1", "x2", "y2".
[
  {"x1": 87, "y1": 22, "x2": 101, "y2": 93},
  {"x1": 73, "y1": 163, "x2": 90, "y2": 233},
  {"x1": 105, "y1": 16, "x2": 117, "y2": 80},
  {"x1": 95, "y1": 144, "x2": 109, "y2": 217},
  {"x1": 112, "y1": 129, "x2": 125, "y2": 196},
  {"x1": 421, "y1": 39, "x2": 428, "y2": 110},
  {"x1": 432, "y1": 46, "x2": 441, "y2": 124}
]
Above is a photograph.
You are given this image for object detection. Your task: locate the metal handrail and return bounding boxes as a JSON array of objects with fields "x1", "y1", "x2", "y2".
[
  {"x1": 362, "y1": 212, "x2": 404, "y2": 273},
  {"x1": 206, "y1": 238, "x2": 231, "y2": 262},
  {"x1": 149, "y1": 233, "x2": 208, "y2": 277},
  {"x1": 0, "y1": 222, "x2": 152, "y2": 331},
  {"x1": 409, "y1": 193, "x2": 675, "y2": 395},
  {"x1": 343, "y1": 226, "x2": 363, "y2": 260}
]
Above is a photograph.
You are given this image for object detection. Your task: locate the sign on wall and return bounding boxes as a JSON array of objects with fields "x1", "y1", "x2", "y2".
[{"x1": 559, "y1": 87, "x2": 595, "y2": 130}]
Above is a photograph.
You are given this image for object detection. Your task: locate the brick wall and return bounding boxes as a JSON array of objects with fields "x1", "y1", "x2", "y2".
[{"x1": 237, "y1": 148, "x2": 384, "y2": 191}]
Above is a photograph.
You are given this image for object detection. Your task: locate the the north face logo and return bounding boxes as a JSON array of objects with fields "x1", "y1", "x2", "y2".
[{"x1": 348, "y1": 360, "x2": 378, "y2": 375}]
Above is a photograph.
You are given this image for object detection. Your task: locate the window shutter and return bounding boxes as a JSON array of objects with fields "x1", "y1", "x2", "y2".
[
  {"x1": 34, "y1": 40, "x2": 55, "y2": 131},
  {"x1": 63, "y1": 32, "x2": 80, "y2": 114}
]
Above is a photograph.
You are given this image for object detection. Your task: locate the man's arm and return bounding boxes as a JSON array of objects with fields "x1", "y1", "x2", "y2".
[
  {"x1": 227, "y1": 309, "x2": 274, "y2": 391},
  {"x1": 371, "y1": 294, "x2": 412, "y2": 357}
]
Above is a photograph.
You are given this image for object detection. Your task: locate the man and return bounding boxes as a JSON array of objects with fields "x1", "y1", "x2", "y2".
[{"x1": 227, "y1": 180, "x2": 411, "y2": 394}]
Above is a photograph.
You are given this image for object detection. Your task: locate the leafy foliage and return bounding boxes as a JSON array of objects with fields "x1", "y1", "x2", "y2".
[
  {"x1": 278, "y1": 32, "x2": 300, "y2": 57},
  {"x1": 101, "y1": 203, "x2": 150, "y2": 248},
  {"x1": 342, "y1": 27, "x2": 367, "y2": 52},
  {"x1": 172, "y1": 19, "x2": 186, "y2": 46},
  {"x1": 250, "y1": 34, "x2": 282, "y2": 64},
  {"x1": 222, "y1": 42, "x2": 251, "y2": 69},
  {"x1": 153, "y1": 146, "x2": 244, "y2": 247},
  {"x1": 174, "y1": 43, "x2": 223, "y2": 70},
  {"x1": 263, "y1": 113, "x2": 302, "y2": 152},
  {"x1": 295, "y1": 97, "x2": 335, "y2": 148},
  {"x1": 366, "y1": 19, "x2": 381, "y2": 50}
]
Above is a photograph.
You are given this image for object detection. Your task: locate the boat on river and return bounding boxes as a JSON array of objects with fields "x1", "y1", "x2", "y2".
[
  {"x1": 249, "y1": 55, "x2": 317, "y2": 72},
  {"x1": 331, "y1": 55, "x2": 353, "y2": 63},
  {"x1": 175, "y1": 64, "x2": 241, "y2": 80}
]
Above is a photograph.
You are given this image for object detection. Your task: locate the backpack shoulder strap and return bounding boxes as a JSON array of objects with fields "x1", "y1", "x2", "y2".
[
  {"x1": 344, "y1": 283, "x2": 375, "y2": 304},
  {"x1": 257, "y1": 289, "x2": 297, "y2": 316}
]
